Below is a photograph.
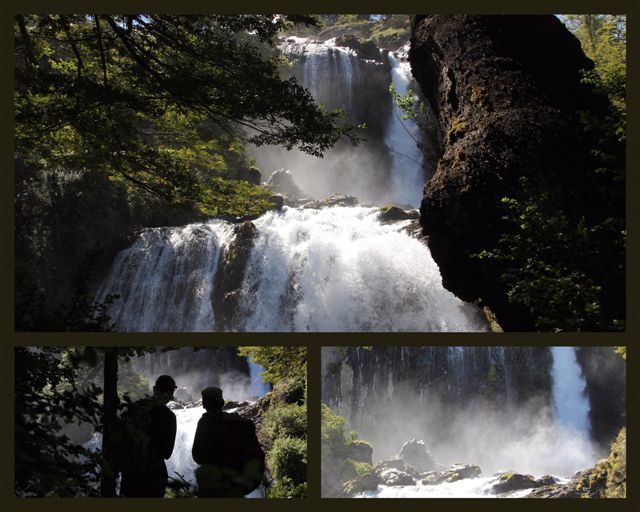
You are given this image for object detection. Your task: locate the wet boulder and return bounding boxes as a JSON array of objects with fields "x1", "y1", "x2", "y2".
[
  {"x1": 398, "y1": 438, "x2": 439, "y2": 472},
  {"x1": 343, "y1": 472, "x2": 381, "y2": 495},
  {"x1": 422, "y1": 464, "x2": 482, "y2": 485},
  {"x1": 377, "y1": 467, "x2": 416, "y2": 486},
  {"x1": 265, "y1": 169, "x2": 304, "y2": 199},
  {"x1": 492, "y1": 472, "x2": 539, "y2": 494},
  {"x1": 378, "y1": 205, "x2": 411, "y2": 223},
  {"x1": 535, "y1": 475, "x2": 558, "y2": 487},
  {"x1": 304, "y1": 194, "x2": 359, "y2": 209}
]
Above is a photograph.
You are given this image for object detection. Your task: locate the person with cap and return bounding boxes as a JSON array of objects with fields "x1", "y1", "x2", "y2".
[
  {"x1": 192, "y1": 386, "x2": 265, "y2": 498},
  {"x1": 119, "y1": 375, "x2": 178, "y2": 498}
]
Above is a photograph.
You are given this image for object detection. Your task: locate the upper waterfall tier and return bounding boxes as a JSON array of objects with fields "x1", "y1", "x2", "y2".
[{"x1": 250, "y1": 37, "x2": 428, "y2": 207}]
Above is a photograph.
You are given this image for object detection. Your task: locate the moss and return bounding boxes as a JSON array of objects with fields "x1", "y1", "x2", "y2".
[
  {"x1": 447, "y1": 116, "x2": 468, "y2": 142},
  {"x1": 347, "y1": 459, "x2": 372, "y2": 476},
  {"x1": 470, "y1": 85, "x2": 487, "y2": 103}
]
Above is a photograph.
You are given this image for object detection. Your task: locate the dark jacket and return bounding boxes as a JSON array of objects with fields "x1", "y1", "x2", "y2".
[
  {"x1": 192, "y1": 410, "x2": 264, "y2": 497},
  {"x1": 120, "y1": 399, "x2": 177, "y2": 497}
]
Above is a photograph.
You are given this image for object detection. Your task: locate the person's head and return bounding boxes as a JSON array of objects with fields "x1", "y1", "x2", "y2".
[
  {"x1": 153, "y1": 375, "x2": 177, "y2": 404},
  {"x1": 201, "y1": 386, "x2": 224, "y2": 412}
]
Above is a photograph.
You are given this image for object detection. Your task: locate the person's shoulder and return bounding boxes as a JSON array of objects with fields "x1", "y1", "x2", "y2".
[{"x1": 154, "y1": 403, "x2": 177, "y2": 419}]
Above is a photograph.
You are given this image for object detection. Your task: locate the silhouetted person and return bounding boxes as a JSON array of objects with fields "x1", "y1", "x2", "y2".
[
  {"x1": 119, "y1": 375, "x2": 177, "y2": 498},
  {"x1": 192, "y1": 387, "x2": 265, "y2": 498}
]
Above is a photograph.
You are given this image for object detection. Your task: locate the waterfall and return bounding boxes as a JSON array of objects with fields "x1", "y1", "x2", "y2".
[
  {"x1": 166, "y1": 405, "x2": 204, "y2": 486},
  {"x1": 550, "y1": 347, "x2": 593, "y2": 442},
  {"x1": 96, "y1": 222, "x2": 235, "y2": 331},
  {"x1": 386, "y1": 50, "x2": 426, "y2": 207},
  {"x1": 252, "y1": 37, "x2": 399, "y2": 204},
  {"x1": 323, "y1": 346, "x2": 606, "y2": 498},
  {"x1": 248, "y1": 357, "x2": 271, "y2": 398},
  {"x1": 99, "y1": 207, "x2": 486, "y2": 332}
]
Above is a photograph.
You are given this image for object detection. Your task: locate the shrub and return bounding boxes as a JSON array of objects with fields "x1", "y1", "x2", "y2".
[
  {"x1": 267, "y1": 436, "x2": 307, "y2": 485},
  {"x1": 263, "y1": 403, "x2": 307, "y2": 444}
]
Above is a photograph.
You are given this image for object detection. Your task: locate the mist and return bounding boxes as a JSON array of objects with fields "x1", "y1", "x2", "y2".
[
  {"x1": 249, "y1": 139, "x2": 395, "y2": 206},
  {"x1": 339, "y1": 389, "x2": 601, "y2": 478}
]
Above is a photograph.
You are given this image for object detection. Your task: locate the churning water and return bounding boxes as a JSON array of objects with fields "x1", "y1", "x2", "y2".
[{"x1": 98, "y1": 207, "x2": 486, "y2": 332}]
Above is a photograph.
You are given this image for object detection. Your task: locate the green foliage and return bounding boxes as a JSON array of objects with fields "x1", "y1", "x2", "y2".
[
  {"x1": 347, "y1": 459, "x2": 372, "y2": 476},
  {"x1": 565, "y1": 15, "x2": 626, "y2": 121},
  {"x1": 263, "y1": 403, "x2": 307, "y2": 443},
  {"x1": 266, "y1": 436, "x2": 307, "y2": 485},
  {"x1": 15, "y1": 347, "x2": 103, "y2": 497},
  {"x1": 474, "y1": 177, "x2": 625, "y2": 331},
  {"x1": 238, "y1": 346, "x2": 307, "y2": 386},
  {"x1": 15, "y1": 15, "x2": 357, "y2": 330},
  {"x1": 614, "y1": 347, "x2": 626, "y2": 360},
  {"x1": 267, "y1": 477, "x2": 308, "y2": 498},
  {"x1": 321, "y1": 404, "x2": 372, "y2": 496}
]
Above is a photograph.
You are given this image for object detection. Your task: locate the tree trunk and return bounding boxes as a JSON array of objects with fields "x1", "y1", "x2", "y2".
[{"x1": 100, "y1": 350, "x2": 119, "y2": 497}]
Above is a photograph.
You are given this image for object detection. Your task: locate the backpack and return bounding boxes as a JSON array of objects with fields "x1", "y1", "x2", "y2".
[
  {"x1": 224, "y1": 413, "x2": 265, "y2": 482},
  {"x1": 116, "y1": 399, "x2": 154, "y2": 475},
  {"x1": 195, "y1": 412, "x2": 265, "y2": 495}
]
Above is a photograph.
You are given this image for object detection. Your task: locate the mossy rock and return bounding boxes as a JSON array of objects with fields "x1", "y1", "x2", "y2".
[
  {"x1": 378, "y1": 205, "x2": 411, "y2": 223},
  {"x1": 343, "y1": 471, "x2": 380, "y2": 496},
  {"x1": 347, "y1": 439, "x2": 373, "y2": 464},
  {"x1": 492, "y1": 472, "x2": 538, "y2": 494}
]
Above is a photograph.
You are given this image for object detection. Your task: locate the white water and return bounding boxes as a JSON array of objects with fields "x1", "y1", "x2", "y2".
[
  {"x1": 99, "y1": 207, "x2": 486, "y2": 332},
  {"x1": 359, "y1": 475, "x2": 570, "y2": 499},
  {"x1": 248, "y1": 357, "x2": 271, "y2": 398},
  {"x1": 386, "y1": 50, "x2": 426, "y2": 207},
  {"x1": 97, "y1": 37, "x2": 486, "y2": 333},
  {"x1": 550, "y1": 347, "x2": 595, "y2": 459},
  {"x1": 96, "y1": 222, "x2": 235, "y2": 331}
]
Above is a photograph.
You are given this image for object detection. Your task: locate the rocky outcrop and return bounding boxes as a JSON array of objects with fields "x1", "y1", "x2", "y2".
[
  {"x1": 409, "y1": 15, "x2": 618, "y2": 330},
  {"x1": 211, "y1": 221, "x2": 257, "y2": 330},
  {"x1": 265, "y1": 169, "x2": 305, "y2": 199},
  {"x1": 348, "y1": 440, "x2": 374, "y2": 465},
  {"x1": 575, "y1": 348, "x2": 626, "y2": 448},
  {"x1": 529, "y1": 427, "x2": 626, "y2": 498},
  {"x1": 398, "y1": 439, "x2": 439, "y2": 472},
  {"x1": 303, "y1": 194, "x2": 359, "y2": 209}
]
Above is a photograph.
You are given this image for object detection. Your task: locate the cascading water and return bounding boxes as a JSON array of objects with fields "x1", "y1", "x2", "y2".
[
  {"x1": 549, "y1": 347, "x2": 595, "y2": 465},
  {"x1": 252, "y1": 36, "x2": 398, "y2": 203},
  {"x1": 99, "y1": 207, "x2": 486, "y2": 332},
  {"x1": 96, "y1": 222, "x2": 235, "y2": 332},
  {"x1": 386, "y1": 49, "x2": 426, "y2": 207},
  {"x1": 97, "y1": 37, "x2": 487, "y2": 333}
]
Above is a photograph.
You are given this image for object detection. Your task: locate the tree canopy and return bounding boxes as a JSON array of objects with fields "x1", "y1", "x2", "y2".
[{"x1": 15, "y1": 15, "x2": 357, "y2": 329}]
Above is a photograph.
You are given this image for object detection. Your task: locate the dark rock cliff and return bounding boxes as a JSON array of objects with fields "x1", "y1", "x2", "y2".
[{"x1": 408, "y1": 15, "x2": 617, "y2": 329}]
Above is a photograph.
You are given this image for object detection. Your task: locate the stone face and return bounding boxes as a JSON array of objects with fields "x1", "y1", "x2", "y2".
[
  {"x1": 265, "y1": 169, "x2": 304, "y2": 199},
  {"x1": 409, "y1": 15, "x2": 616, "y2": 330}
]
